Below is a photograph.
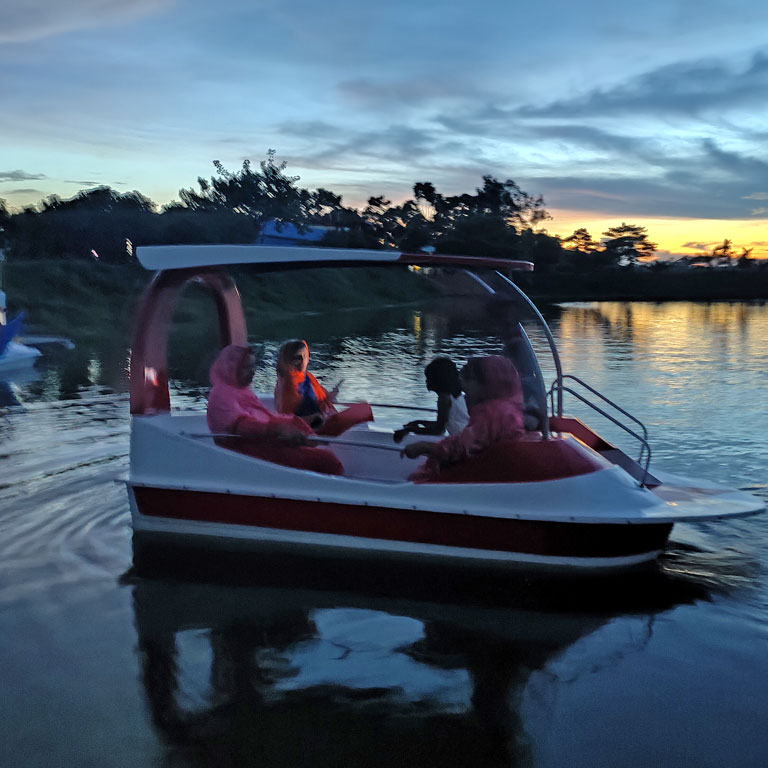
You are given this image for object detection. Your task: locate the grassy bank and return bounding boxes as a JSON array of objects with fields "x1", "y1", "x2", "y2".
[
  {"x1": 5, "y1": 260, "x2": 767, "y2": 344},
  {"x1": 2, "y1": 260, "x2": 440, "y2": 342}
]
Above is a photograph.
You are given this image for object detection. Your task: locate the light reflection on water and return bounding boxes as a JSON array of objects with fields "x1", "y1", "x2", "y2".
[{"x1": 1, "y1": 299, "x2": 768, "y2": 767}]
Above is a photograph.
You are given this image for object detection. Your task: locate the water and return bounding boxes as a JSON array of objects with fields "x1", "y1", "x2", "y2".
[{"x1": 2, "y1": 299, "x2": 767, "y2": 767}]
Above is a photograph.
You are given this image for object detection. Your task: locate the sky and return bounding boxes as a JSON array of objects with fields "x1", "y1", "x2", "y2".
[{"x1": 2, "y1": 0, "x2": 767, "y2": 259}]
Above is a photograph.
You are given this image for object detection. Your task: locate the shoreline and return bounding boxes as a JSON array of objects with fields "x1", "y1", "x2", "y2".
[
  {"x1": 518, "y1": 269, "x2": 768, "y2": 303},
  {"x1": 4, "y1": 260, "x2": 767, "y2": 339}
]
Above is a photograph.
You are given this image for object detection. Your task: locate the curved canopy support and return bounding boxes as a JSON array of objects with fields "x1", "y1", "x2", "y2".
[{"x1": 130, "y1": 268, "x2": 247, "y2": 415}]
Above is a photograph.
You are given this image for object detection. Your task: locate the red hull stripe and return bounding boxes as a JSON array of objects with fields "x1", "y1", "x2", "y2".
[{"x1": 133, "y1": 488, "x2": 672, "y2": 559}]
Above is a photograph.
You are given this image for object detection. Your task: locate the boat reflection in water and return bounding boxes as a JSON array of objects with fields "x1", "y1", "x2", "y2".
[{"x1": 131, "y1": 556, "x2": 713, "y2": 767}]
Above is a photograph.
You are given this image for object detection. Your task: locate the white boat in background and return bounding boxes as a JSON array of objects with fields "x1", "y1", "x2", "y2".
[
  {"x1": 0, "y1": 261, "x2": 74, "y2": 376},
  {"x1": 0, "y1": 287, "x2": 41, "y2": 374},
  {"x1": 127, "y1": 245, "x2": 765, "y2": 572},
  {"x1": 0, "y1": 339, "x2": 42, "y2": 374}
]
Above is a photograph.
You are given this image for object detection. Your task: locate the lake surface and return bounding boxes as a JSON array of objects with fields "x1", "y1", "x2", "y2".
[{"x1": 1, "y1": 299, "x2": 767, "y2": 767}]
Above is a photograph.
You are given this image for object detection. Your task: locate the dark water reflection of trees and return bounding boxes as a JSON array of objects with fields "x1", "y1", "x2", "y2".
[
  {"x1": 132, "y1": 554, "x2": 713, "y2": 768},
  {"x1": 4, "y1": 298, "x2": 767, "y2": 766}
]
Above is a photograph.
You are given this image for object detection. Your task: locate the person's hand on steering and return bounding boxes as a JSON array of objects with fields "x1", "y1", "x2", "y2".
[{"x1": 402, "y1": 441, "x2": 439, "y2": 459}]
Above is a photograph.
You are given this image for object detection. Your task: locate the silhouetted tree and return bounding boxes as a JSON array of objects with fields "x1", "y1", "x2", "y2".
[
  {"x1": 601, "y1": 223, "x2": 657, "y2": 267},
  {"x1": 558, "y1": 228, "x2": 600, "y2": 271},
  {"x1": 375, "y1": 199, "x2": 425, "y2": 250},
  {"x1": 307, "y1": 188, "x2": 344, "y2": 225},
  {"x1": 155, "y1": 206, "x2": 258, "y2": 245},
  {"x1": 437, "y1": 213, "x2": 522, "y2": 259},
  {"x1": 3, "y1": 157, "x2": 562, "y2": 270},
  {"x1": 562, "y1": 228, "x2": 598, "y2": 253},
  {"x1": 0, "y1": 198, "x2": 8, "y2": 249},
  {"x1": 736, "y1": 246, "x2": 754, "y2": 269},
  {"x1": 399, "y1": 176, "x2": 553, "y2": 260},
  {"x1": 178, "y1": 150, "x2": 311, "y2": 233},
  {"x1": 710, "y1": 238, "x2": 736, "y2": 266},
  {"x1": 473, "y1": 176, "x2": 549, "y2": 229},
  {"x1": 518, "y1": 229, "x2": 564, "y2": 273},
  {"x1": 5, "y1": 186, "x2": 158, "y2": 262}
]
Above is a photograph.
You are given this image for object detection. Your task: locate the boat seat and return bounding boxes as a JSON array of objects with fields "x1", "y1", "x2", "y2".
[
  {"x1": 423, "y1": 436, "x2": 608, "y2": 484},
  {"x1": 548, "y1": 416, "x2": 614, "y2": 451}
]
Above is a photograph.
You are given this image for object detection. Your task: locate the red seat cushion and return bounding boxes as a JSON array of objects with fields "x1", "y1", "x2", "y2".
[{"x1": 426, "y1": 436, "x2": 607, "y2": 484}]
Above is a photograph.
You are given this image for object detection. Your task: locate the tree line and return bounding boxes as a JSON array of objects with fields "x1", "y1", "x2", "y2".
[{"x1": 0, "y1": 151, "x2": 760, "y2": 271}]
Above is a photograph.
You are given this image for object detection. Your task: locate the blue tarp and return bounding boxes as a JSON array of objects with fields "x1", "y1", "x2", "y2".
[
  {"x1": 0, "y1": 312, "x2": 24, "y2": 357},
  {"x1": 258, "y1": 220, "x2": 332, "y2": 245}
]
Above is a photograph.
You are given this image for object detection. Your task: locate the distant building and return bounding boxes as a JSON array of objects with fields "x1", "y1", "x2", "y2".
[{"x1": 257, "y1": 220, "x2": 336, "y2": 246}]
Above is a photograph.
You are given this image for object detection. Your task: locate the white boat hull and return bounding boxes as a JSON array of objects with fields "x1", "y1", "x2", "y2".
[
  {"x1": 124, "y1": 251, "x2": 766, "y2": 574},
  {"x1": 128, "y1": 412, "x2": 763, "y2": 571},
  {"x1": 0, "y1": 341, "x2": 41, "y2": 374}
]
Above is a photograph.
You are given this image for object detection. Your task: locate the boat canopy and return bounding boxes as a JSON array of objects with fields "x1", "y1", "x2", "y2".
[
  {"x1": 136, "y1": 244, "x2": 534, "y2": 273},
  {"x1": 130, "y1": 244, "x2": 537, "y2": 416}
]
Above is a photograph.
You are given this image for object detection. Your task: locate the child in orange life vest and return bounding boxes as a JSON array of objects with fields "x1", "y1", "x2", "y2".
[{"x1": 274, "y1": 339, "x2": 372, "y2": 436}]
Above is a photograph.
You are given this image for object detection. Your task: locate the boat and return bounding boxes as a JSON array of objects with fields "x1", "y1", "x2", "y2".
[
  {"x1": 0, "y1": 303, "x2": 42, "y2": 374},
  {"x1": 127, "y1": 244, "x2": 765, "y2": 571},
  {"x1": 0, "y1": 252, "x2": 74, "y2": 376},
  {"x1": 0, "y1": 339, "x2": 42, "y2": 374}
]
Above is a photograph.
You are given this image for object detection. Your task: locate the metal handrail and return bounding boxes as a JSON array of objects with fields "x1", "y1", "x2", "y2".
[
  {"x1": 548, "y1": 375, "x2": 652, "y2": 487},
  {"x1": 553, "y1": 375, "x2": 649, "y2": 442}
]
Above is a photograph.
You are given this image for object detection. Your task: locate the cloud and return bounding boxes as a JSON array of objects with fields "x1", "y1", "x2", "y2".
[
  {"x1": 5, "y1": 188, "x2": 44, "y2": 195},
  {"x1": 0, "y1": 170, "x2": 46, "y2": 182},
  {"x1": 701, "y1": 139, "x2": 768, "y2": 179},
  {"x1": 0, "y1": 0, "x2": 174, "y2": 43},
  {"x1": 433, "y1": 114, "x2": 664, "y2": 166},
  {"x1": 744, "y1": 192, "x2": 768, "y2": 199},
  {"x1": 508, "y1": 134, "x2": 768, "y2": 219},
  {"x1": 525, "y1": 158, "x2": 767, "y2": 220},
  {"x1": 278, "y1": 122, "x2": 460, "y2": 167},
  {"x1": 63, "y1": 179, "x2": 99, "y2": 186},
  {"x1": 273, "y1": 121, "x2": 340, "y2": 142},
  {"x1": 273, "y1": 108, "x2": 767, "y2": 218},
  {"x1": 518, "y1": 50, "x2": 768, "y2": 119},
  {"x1": 337, "y1": 77, "x2": 490, "y2": 111}
]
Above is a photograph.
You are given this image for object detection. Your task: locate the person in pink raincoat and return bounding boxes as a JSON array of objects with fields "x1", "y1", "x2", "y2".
[
  {"x1": 207, "y1": 344, "x2": 343, "y2": 475},
  {"x1": 403, "y1": 355, "x2": 524, "y2": 481}
]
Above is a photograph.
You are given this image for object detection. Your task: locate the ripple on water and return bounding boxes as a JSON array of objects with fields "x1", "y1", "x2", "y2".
[
  {"x1": 0, "y1": 391, "x2": 131, "y2": 606},
  {"x1": 2, "y1": 303, "x2": 768, "y2": 768}
]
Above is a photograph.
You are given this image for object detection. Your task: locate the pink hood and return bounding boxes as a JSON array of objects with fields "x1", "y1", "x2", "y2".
[
  {"x1": 210, "y1": 344, "x2": 250, "y2": 387},
  {"x1": 207, "y1": 345, "x2": 274, "y2": 434},
  {"x1": 467, "y1": 355, "x2": 522, "y2": 409}
]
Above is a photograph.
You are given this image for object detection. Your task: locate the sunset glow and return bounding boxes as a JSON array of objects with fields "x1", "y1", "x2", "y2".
[
  {"x1": 548, "y1": 211, "x2": 768, "y2": 259},
  {"x1": 2, "y1": 1, "x2": 767, "y2": 257}
]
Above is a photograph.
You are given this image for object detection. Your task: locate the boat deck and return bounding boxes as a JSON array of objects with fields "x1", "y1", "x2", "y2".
[{"x1": 172, "y1": 409, "x2": 420, "y2": 483}]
